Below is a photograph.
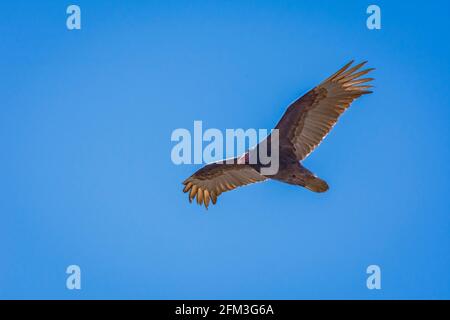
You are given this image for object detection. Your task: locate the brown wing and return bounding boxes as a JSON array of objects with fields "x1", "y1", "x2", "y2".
[
  {"x1": 182, "y1": 162, "x2": 267, "y2": 209},
  {"x1": 275, "y1": 60, "x2": 374, "y2": 161}
]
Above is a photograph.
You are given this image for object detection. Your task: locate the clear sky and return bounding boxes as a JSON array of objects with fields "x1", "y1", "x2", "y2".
[{"x1": 1, "y1": 1, "x2": 449, "y2": 299}]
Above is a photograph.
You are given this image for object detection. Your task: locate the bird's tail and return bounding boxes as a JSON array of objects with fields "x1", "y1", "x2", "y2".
[{"x1": 304, "y1": 176, "x2": 329, "y2": 193}]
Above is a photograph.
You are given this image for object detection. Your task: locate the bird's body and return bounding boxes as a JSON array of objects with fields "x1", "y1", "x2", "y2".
[
  {"x1": 182, "y1": 60, "x2": 374, "y2": 208},
  {"x1": 270, "y1": 161, "x2": 329, "y2": 193}
]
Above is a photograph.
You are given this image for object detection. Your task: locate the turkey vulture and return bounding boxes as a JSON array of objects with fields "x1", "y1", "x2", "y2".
[{"x1": 182, "y1": 60, "x2": 374, "y2": 208}]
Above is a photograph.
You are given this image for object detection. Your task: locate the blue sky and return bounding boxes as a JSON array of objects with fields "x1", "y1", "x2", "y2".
[{"x1": 0, "y1": 1, "x2": 449, "y2": 299}]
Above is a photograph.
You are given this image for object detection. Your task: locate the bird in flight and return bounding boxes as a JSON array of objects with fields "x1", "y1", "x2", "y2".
[{"x1": 182, "y1": 60, "x2": 374, "y2": 208}]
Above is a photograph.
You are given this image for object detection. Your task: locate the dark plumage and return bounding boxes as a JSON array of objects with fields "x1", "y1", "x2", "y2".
[{"x1": 183, "y1": 60, "x2": 374, "y2": 208}]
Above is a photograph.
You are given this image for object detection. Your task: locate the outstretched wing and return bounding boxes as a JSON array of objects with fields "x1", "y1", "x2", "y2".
[
  {"x1": 275, "y1": 60, "x2": 374, "y2": 161},
  {"x1": 182, "y1": 162, "x2": 266, "y2": 208}
]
